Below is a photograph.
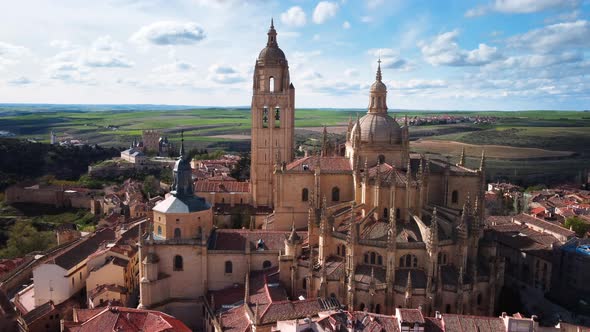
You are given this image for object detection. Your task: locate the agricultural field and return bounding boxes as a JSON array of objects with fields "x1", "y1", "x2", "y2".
[{"x1": 1, "y1": 104, "x2": 589, "y2": 186}]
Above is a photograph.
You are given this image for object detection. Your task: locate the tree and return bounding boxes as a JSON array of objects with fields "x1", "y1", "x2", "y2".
[
  {"x1": 564, "y1": 216, "x2": 590, "y2": 238},
  {"x1": 0, "y1": 221, "x2": 55, "y2": 258},
  {"x1": 230, "y1": 152, "x2": 250, "y2": 181},
  {"x1": 142, "y1": 175, "x2": 159, "y2": 198}
]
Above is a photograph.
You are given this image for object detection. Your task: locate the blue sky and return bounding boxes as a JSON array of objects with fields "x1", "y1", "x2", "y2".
[{"x1": 0, "y1": 0, "x2": 588, "y2": 110}]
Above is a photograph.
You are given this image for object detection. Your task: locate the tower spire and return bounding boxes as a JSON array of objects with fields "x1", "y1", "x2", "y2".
[
  {"x1": 179, "y1": 130, "x2": 185, "y2": 158},
  {"x1": 376, "y1": 57, "x2": 382, "y2": 82},
  {"x1": 267, "y1": 17, "x2": 278, "y2": 47}
]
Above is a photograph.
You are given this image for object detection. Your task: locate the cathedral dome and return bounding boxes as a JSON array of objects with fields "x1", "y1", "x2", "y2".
[
  {"x1": 352, "y1": 113, "x2": 401, "y2": 144},
  {"x1": 258, "y1": 46, "x2": 286, "y2": 62},
  {"x1": 370, "y1": 80, "x2": 387, "y2": 92}
]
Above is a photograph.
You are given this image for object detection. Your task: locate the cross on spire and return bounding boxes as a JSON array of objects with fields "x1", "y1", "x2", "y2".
[{"x1": 376, "y1": 58, "x2": 382, "y2": 82}]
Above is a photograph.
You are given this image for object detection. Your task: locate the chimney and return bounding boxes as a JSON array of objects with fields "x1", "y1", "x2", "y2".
[{"x1": 501, "y1": 312, "x2": 507, "y2": 318}]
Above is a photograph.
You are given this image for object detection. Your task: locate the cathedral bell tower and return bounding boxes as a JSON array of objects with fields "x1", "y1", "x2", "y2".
[{"x1": 251, "y1": 19, "x2": 295, "y2": 208}]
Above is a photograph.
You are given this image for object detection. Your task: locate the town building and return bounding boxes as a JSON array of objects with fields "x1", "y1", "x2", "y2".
[{"x1": 550, "y1": 238, "x2": 590, "y2": 316}]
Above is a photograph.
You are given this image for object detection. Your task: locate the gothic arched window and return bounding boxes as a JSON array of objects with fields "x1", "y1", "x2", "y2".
[
  {"x1": 370, "y1": 252, "x2": 376, "y2": 264},
  {"x1": 263, "y1": 260, "x2": 272, "y2": 269},
  {"x1": 174, "y1": 255, "x2": 183, "y2": 271},
  {"x1": 174, "y1": 228, "x2": 181, "y2": 239},
  {"x1": 396, "y1": 208, "x2": 401, "y2": 220},
  {"x1": 225, "y1": 261, "x2": 233, "y2": 274},
  {"x1": 302, "y1": 188, "x2": 309, "y2": 202},
  {"x1": 452, "y1": 190, "x2": 459, "y2": 204},
  {"x1": 157, "y1": 225, "x2": 162, "y2": 235},
  {"x1": 332, "y1": 187, "x2": 340, "y2": 202},
  {"x1": 269, "y1": 77, "x2": 275, "y2": 93},
  {"x1": 400, "y1": 254, "x2": 418, "y2": 268}
]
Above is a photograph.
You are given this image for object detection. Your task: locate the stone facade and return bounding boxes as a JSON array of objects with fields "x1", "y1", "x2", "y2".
[
  {"x1": 139, "y1": 20, "x2": 506, "y2": 331},
  {"x1": 250, "y1": 19, "x2": 295, "y2": 208}
]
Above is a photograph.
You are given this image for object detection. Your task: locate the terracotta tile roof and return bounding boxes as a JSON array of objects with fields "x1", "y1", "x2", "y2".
[
  {"x1": 219, "y1": 306, "x2": 250, "y2": 332},
  {"x1": 354, "y1": 265, "x2": 386, "y2": 285},
  {"x1": 440, "y1": 314, "x2": 505, "y2": 332},
  {"x1": 489, "y1": 223, "x2": 558, "y2": 260},
  {"x1": 65, "y1": 306, "x2": 191, "y2": 332},
  {"x1": 209, "y1": 175, "x2": 238, "y2": 181},
  {"x1": 209, "y1": 229, "x2": 307, "y2": 251},
  {"x1": 53, "y1": 228, "x2": 116, "y2": 270},
  {"x1": 324, "y1": 256, "x2": 345, "y2": 280},
  {"x1": 258, "y1": 298, "x2": 323, "y2": 324},
  {"x1": 352, "y1": 312, "x2": 400, "y2": 332},
  {"x1": 397, "y1": 308, "x2": 425, "y2": 324},
  {"x1": 88, "y1": 284, "x2": 128, "y2": 300},
  {"x1": 395, "y1": 269, "x2": 427, "y2": 288},
  {"x1": 285, "y1": 156, "x2": 352, "y2": 173},
  {"x1": 513, "y1": 213, "x2": 575, "y2": 239},
  {"x1": 530, "y1": 207, "x2": 547, "y2": 215},
  {"x1": 424, "y1": 317, "x2": 444, "y2": 332},
  {"x1": 194, "y1": 180, "x2": 250, "y2": 193},
  {"x1": 366, "y1": 163, "x2": 408, "y2": 185}
]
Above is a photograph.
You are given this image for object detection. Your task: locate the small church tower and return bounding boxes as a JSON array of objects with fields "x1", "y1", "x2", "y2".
[{"x1": 250, "y1": 19, "x2": 295, "y2": 208}]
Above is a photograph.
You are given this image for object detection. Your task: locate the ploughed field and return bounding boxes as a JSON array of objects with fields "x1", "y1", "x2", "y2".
[{"x1": 1, "y1": 106, "x2": 589, "y2": 185}]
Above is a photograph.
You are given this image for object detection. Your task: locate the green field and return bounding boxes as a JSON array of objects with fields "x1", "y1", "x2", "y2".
[{"x1": 1, "y1": 106, "x2": 589, "y2": 186}]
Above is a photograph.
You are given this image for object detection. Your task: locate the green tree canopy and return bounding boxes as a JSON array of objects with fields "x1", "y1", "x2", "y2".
[
  {"x1": 564, "y1": 216, "x2": 590, "y2": 238},
  {"x1": 142, "y1": 175, "x2": 159, "y2": 198},
  {"x1": 0, "y1": 221, "x2": 55, "y2": 258}
]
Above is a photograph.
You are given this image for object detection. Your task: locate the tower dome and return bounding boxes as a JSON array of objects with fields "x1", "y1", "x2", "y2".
[
  {"x1": 257, "y1": 19, "x2": 287, "y2": 64},
  {"x1": 350, "y1": 59, "x2": 401, "y2": 144},
  {"x1": 353, "y1": 113, "x2": 401, "y2": 144}
]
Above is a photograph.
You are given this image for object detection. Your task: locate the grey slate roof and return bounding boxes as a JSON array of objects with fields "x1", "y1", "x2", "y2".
[{"x1": 53, "y1": 228, "x2": 116, "y2": 271}]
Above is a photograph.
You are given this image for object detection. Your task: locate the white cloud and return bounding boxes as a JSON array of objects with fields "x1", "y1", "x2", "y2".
[
  {"x1": 360, "y1": 16, "x2": 373, "y2": 23},
  {"x1": 342, "y1": 21, "x2": 351, "y2": 29},
  {"x1": 207, "y1": 64, "x2": 246, "y2": 84},
  {"x1": 313, "y1": 1, "x2": 339, "y2": 24},
  {"x1": 280, "y1": 6, "x2": 306, "y2": 27},
  {"x1": 367, "y1": 48, "x2": 411, "y2": 70},
  {"x1": 0, "y1": 42, "x2": 30, "y2": 69},
  {"x1": 130, "y1": 21, "x2": 206, "y2": 46},
  {"x1": 49, "y1": 40, "x2": 73, "y2": 49},
  {"x1": 83, "y1": 36, "x2": 133, "y2": 68},
  {"x1": 466, "y1": 0, "x2": 577, "y2": 17},
  {"x1": 390, "y1": 79, "x2": 447, "y2": 90},
  {"x1": 508, "y1": 20, "x2": 590, "y2": 53},
  {"x1": 153, "y1": 61, "x2": 195, "y2": 73},
  {"x1": 7, "y1": 76, "x2": 32, "y2": 86},
  {"x1": 344, "y1": 68, "x2": 359, "y2": 77},
  {"x1": 419, "y1": 30, "x2": 502, "y2": 66},
  {"x1": 366, "y1": 0, "x2": 384, "y2": 9},
  {"x1": 45, "y1": 36, "x2": 133, "y2": 83}
]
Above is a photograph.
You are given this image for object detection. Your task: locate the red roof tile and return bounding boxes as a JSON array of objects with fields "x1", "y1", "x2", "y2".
[
  {"x1": 195, "y1": 180, "x2": 250, "y2": 193},
  {"x1": 285, "y1": 156, "x2": 352, "y2": 173},
  {"x1": 65, "y1": 306, "x2": 191, "y2": 332}
]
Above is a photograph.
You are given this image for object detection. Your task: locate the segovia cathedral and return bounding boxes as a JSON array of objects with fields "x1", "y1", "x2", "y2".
[{"x1": 139, "y1": 20, "x2": 505, "y2": 331}]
